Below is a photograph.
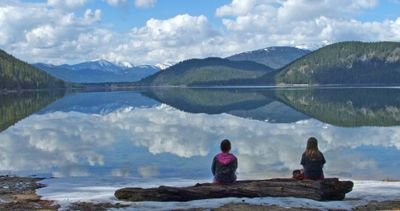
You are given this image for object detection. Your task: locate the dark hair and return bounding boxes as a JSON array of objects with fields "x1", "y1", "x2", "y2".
[
  {"x1": 305, "y1": 137, "x2": 322, "y2": 160},
  {"x1": 220, "y1": 139, "x2": 231, "y2": 153}
]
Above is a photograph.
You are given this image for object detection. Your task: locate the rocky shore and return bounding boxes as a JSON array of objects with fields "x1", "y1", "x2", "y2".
[
  {"x1": 1, "y1": 175, "x2": 399, "y2": 210},
  {"x1": 0, "y1": 175, "x2": 59, "y2": 210},
  {"x1": 175, "y1": 201, "x2": 400, "y2": 211}
]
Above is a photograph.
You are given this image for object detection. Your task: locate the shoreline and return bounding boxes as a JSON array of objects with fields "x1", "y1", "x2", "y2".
[
  {"x1": 2, "y1": 175, "x2": 400, "y2": 210},
  {"x1": 0, "y1": 175, "x2": 59, "y2": 210},
  {"x1": 2, "y1": 84, "x2": 400, "y2": 94}
]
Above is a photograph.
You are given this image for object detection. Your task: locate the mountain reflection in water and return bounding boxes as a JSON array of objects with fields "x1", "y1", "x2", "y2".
[{"x1": 0, "y1": 88, "x2": 399, "y2": 180}]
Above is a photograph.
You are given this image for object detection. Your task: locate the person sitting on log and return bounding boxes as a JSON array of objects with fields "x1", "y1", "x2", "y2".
[
  {"x1": 300, "y1": 137, "x2": 326, "y2": 180},
  {"x1": 211, "y1": 139, "x2": 238, "y2": 184}
]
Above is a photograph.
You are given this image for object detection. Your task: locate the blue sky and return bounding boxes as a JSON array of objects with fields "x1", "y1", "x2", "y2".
[
  {"x1": 1, "y1": 0, "x2": 400, "y2": 65},
  {"x1": 98, "y1": 0, "x2": 232, "y2": 31}
]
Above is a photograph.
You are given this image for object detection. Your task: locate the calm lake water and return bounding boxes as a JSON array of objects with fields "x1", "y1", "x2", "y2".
[{"x1": 1, "y1": 87, "x2": 400, "y2": 181}]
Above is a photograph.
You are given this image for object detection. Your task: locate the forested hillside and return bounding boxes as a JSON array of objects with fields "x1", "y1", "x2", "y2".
[
  {"x1": 0, "y1": 49, "x2": 65, "y2": 90},
  {"x1": 274, "y1": 42, "x2": 400, "y2": 85},
  {"x1": 227, "y1": 46, "x2": 310, "y2": 69},
  {"x1": 139, "y1": 57, "x2": 274, "y2": 86}
]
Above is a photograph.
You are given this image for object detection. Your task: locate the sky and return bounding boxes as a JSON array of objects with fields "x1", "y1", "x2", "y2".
[{"x1": 0, "y1": 0, "x2": 400, "y2": 66}]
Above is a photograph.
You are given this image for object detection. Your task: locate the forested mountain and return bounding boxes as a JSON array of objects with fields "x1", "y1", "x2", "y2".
[
  {"x1": 0, "y1": 49, "x2": 65, "y2": 90},
  {"x1": 139, "y1": 57, "x2": 274, "y2": 86},
  {"x1": 227, "y1": 46, "x2": 311, "y2": 69},
  {"x1": 273, "y1": 42, "x2": 400, "y2": 85},
  {"x1": 34, "y1": 60, "x2": 160, "y2": 83}
]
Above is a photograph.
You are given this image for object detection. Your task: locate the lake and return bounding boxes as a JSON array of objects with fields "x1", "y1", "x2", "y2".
[{"x1": 1, "y1": 87, "x2": 400, "y2": 182}]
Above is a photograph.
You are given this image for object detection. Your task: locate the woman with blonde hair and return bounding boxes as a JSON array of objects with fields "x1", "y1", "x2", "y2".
[{"x1": 300, "y1": 137, "x2": 326, "y2": 180}]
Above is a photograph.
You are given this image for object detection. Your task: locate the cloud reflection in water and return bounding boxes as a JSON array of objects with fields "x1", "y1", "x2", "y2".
[{"x1": 0, "y1": 104, "x2": 400, "y2": 180}]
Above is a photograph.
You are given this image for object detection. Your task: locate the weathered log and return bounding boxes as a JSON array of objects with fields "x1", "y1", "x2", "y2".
[{"x1": 115, "y1": 178, "x2": 353, "y2": 202}]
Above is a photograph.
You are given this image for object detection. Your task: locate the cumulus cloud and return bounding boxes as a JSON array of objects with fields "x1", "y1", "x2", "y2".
[
  {"x1": 104, "y1": 0, "x2": 155, "y2": 8},
  {"x1": 104, "y1": 0, "x2": 128, "y2": 6},
  {"x1": 216, "y1": 0, "x2": 400, "y2": 51},
  {"x1": 0, "y1": 2, "x2": 222, "y2": 65},
  {"x1": 47, "y1": 0, "x2": 89, "y2": 9},
  {"x1": 101, "y1": 14, "x2": 223, "y2": 65},
  {"x1": 0, "y1": 2, "x2": 112, "y2": 64},
  {"x1": 276, "y1": 0, "x2": 378, "y2": 22},
  {"x1": 1, "y1": 0, "x2": 400, "y2": 66},
  {"x1": 216, "y1": 0, "x2": 269, "y2": 17},
  {"x1": 134, "y1": 0, "x2": 156, "y2": 8}
]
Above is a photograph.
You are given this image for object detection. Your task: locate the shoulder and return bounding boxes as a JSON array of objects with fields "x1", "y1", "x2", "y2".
[
  {"x1": 233, "y1": 154, "x2": 238, "y2": 161},
  {"x1": 213, "y1": 154, "x2": 219, "y2": 160},
  {"x1": 320, "y1": 152, "x2": 326, "y2": 161},
  {"x1": 229, "y1": 153, "x2": 238, "y2": 160}
]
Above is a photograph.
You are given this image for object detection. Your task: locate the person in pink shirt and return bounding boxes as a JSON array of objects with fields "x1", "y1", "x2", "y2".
[{"x1": 211, "y1": 139, "x2": 238, "y2": 184}]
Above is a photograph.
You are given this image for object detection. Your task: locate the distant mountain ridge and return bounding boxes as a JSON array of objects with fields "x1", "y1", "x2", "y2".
[
  {"x1": 0, "y1": 49, "x2": 65, "y2": 91},
  {"x1": 273, "y1": 41, "x2": 400, "y2": 85},
  {"x1": 139, "y1": 57, "x2": 274, "y2": 86},
  {"x1": 144, "y1": 42, "x2": 400, "y2": 86},
  {"x1": 227, "y1": 46, "x2": 311, "y2": 69},
  {"x1": 34, "y1": 60, "x2": 160, "y2": 83}
]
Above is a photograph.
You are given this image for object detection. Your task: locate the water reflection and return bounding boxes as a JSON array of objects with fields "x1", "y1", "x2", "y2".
[
  {"x1": 142, "y1": 88, "x2": 309, "y2": 123},
  {"x1": 143, "y1": 87, "x2": 400, "y2": 127},
  {"x1": 40, "y1": 91, "x2": 159, "y2": 114},
  {"x1": 277, "y1": 88, "x2": 400, "y2": 127},
  {"x1": 0, "y1": 88, "x2": 400, "y2": 180},
  {"x1": 0, "y1": 91, "x2": 64, "y2": 132}
]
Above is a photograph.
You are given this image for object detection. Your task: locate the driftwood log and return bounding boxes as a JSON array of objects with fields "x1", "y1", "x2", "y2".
[{"x1": 115, "y1": 178, "x2": 353, "y2": 202}]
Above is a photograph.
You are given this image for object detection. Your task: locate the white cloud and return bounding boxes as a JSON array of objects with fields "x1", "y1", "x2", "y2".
[
  {"x1": 0, "y1": 2, "x2": 112, "y2": 64},
  {"x1": 0, "y1": 2, "x2": 223, "y2": 65},
  {"x1": 83, "y1": 9, "x2": 102, "y2": 24},
  {"x1": 134, "y1": 0, "x2": 156, "y2": 8},
  {"x1": 102, "y1": 14, "x2": 223, "y2": 65},
  {"x1": 104, "y1": 0, "x2": 127, "y2": 6},
  {"x1": 1, "y1": 0, "x2": 400, "y2": 66},
  {"x1": 25, "y1": 25, "x2": 59, "y2": 48},
  {"x1": 215, "y1": 0, "x2": 400, "y2": 51},
  {"x1": 47, "y1": 0, "x2": 89, "y2": 9},
  {"x1": 216, "y1": 0, "x2": 270, "y2": 17},
  {"x1": 276, "y1": 0, "x2": 378, "y2": 22},
  {"x1": 105, "y1": 0, "x2": 156, "y2": 8}
]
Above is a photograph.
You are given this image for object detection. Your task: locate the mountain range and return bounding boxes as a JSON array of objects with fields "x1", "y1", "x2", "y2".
[
  {"x1": 33, "y1": 60, "x2": 160, "y2": 83},
  {"x1": 226, "y1": 46, "x2": 311, "y2": 69},
  {"x1": 142, "y1": 41, "x2": 400, "y2": 86},
  {"x1": 2, "y1": 41, "x2": 400, "y2": 91}
]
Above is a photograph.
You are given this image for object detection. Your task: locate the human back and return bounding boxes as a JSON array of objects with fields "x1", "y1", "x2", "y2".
[
  {"x1": 300, "y1": 137, "x2": 326, "y2": 180},
  {"x1": 211, "y1": 139, "x2": 238, "y2": 184}
]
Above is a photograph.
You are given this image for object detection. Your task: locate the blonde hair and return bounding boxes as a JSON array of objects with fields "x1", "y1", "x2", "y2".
[{"x1": 305, "y1": 137, "x2": 322, "y2": 160}]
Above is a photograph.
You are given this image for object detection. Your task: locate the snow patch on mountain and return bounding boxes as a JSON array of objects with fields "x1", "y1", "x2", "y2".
[
  {"x1": 155, "y1": 62, "x2": 174, "y2": 70},
  {"x1": 33, "y1": 60, "x2": 161, "y2": 83}
]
